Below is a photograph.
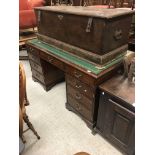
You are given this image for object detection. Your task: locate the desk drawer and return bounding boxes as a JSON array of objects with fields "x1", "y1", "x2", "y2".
[
  {"x1": 66, "y1": 74, "x2": 95, "y2": 99},
  {"x1": 67, "y1": 95, "x2": 92, "y2": 121},
  {"x1": 29, "y1": 60, "x2": 43, "y2": 74},
  {"x1": 40, "y1": 52, "x2": 64, "y2": 71},
  {"x1": 32, "y1": 69, "x2": 44, "y2": 83},
  {"x1": 28, "y1": 52, "x2": 41, "y2": 65},
  {"x1": 67, "y1": 84, "x2": 93, "y2": 111},
  {"x1": 65, "y1": 65, "x2": 94, "y2": 85}
]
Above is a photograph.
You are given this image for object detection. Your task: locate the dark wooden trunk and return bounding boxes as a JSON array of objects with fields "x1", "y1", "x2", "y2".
[{"x1": 35, "y1": 6, "x2": 134, "y2": 64}]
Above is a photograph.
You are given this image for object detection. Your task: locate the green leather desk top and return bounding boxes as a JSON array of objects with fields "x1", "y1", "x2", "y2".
[{"x1": 28, "y1": 39, "x2": 124, "y2": 75}]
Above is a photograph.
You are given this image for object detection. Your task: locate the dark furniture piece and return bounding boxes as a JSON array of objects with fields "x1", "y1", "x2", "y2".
[
  {"x1": 128, "y1": 14, "x2": 135, "y2": 52},
  {"x1": 96, "y1": 73, "x2": 135, "y2": 155},
  {"x1": 26, "y1": 39, "x2": 123, "y2": 130}
]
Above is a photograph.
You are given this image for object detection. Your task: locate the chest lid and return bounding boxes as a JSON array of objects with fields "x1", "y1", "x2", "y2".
[{"x1": 35, "y1": 6, "x2": 134, "y2": 19}]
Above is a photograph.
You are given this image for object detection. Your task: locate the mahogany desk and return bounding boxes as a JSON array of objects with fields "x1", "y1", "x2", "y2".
[{"x1": 26, "y1": 39, "x2": 124, "y2": 131}]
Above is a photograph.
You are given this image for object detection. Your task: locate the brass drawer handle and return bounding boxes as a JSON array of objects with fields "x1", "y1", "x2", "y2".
[
  {"x1": 75, "y1": 93, "x2": 82, "y2": 100},
  {"x1": 83, "y1": 89, "x2": 87, "y2": 93},
  {"x1": 33, "y1": 63, "x2": 38, "y2": 69},
  {"x1": 29, "y1": 47, "x2": 34, "y2": 52},
  {"x1": 74, "y1": 71, "x2": 82, "y2": 78},
  {"x1": 35, "y1": 73, "x2": 40, "y2": 78},
  {"x1": 75, "y1": 84, "x2": 82, "y2": 89},
  {"x1": 75, "y1": 103, "x2": 81, "y2": 111},
  {"x1": 31, "y1": 54, "x2": 36, "y2": 60},
  {"x1": 58, "y1": 14, "x2": 63, "y2": 20},
  {"x1": 48, "y1": 57, "x2": 54, "y2": 63}
]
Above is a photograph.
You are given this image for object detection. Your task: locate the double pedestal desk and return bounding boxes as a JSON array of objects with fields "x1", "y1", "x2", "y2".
[
  {"x1": 26, "y1": 39, "x2": 134, "y2": 154},
  {"x1": 26, "y1": 39, "x2": 123, "y2": 129}
]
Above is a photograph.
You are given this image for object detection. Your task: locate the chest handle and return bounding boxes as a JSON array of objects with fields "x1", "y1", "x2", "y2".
[{"x1": 114, "y1": 29, "x2": 122, "y2": 40}]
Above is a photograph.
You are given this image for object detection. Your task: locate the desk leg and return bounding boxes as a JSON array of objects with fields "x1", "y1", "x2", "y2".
[
  {"x1": 32, "y1": 76, "x2": 65, "y2": 91},
  {"x1": 32, "y1": 77, "x2": 52, "y2": 91},
  {"x1": 66, "y1": 102, "x2": 95, "y2": 132}
]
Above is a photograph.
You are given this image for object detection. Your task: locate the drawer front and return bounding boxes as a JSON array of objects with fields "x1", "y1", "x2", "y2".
[
  {"x1": 66, "y1": 74, "x2": 95, "y2": 99},
  {"x1": 67, "y1": 84, "x2": 93, "y2": 111},
  {"x1": 67, "y1": 95, "x2": 92, "y2": 121},
  {"x1": 29, "y1": 60, "x2": 43, "y2": 74},
  {"x1": 65, "y1": 65, "x2": 95, "y2": 86},
  {"x1": 28, "y1": 52, "x2": 41, "y2": 65},
  {"x1": 40, "y1": 52, "x2": 64, "y2": 71},
  {"x1": 32, "y1": 69, "x2": 44, "y2": 83}
]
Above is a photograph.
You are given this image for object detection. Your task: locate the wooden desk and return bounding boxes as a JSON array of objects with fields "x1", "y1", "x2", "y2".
[{"x1": 26, "y1": 39, "x2": 124, "y2": 130}]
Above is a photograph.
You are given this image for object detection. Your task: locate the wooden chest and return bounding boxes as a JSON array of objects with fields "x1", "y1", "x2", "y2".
[
  {"x1": 96, "y1": 73, "x2": 135, "y2": 155},
  {"x1": 35, "y1": 6, "x2": 134, "y2": 65}
]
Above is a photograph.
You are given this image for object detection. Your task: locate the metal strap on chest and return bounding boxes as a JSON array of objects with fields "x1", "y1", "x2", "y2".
[
  {"x1": 38, "y1": 11, "x2": 41, "y2": 22},
  {"x1": 86, "y1": 17, "x2": 93, "y2": 33}
]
